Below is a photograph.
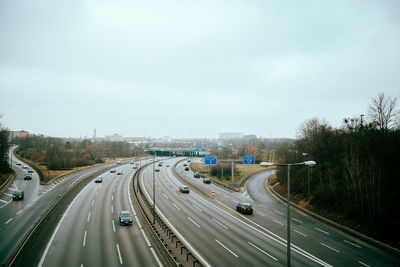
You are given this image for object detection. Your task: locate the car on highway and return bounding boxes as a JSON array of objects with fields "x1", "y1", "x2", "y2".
[
  {"x1": 16, "y1": 162, "x2": 21, "y2": 165},
  {"x1": 27, "y1": 169, "x2": 34, "y2": 173},
  {"x1": 110, "y1": 169, "x2": 116, "y2": 173},
  {"x1": 179, "y1": 186, "x2": 189, "y2": 193},
  {"x1": 95, "y1": 177, "x2": 103, "y2": 183},
  {"x1": 184, "y1": 167, "x2": 189, "y2": 171},
  {"x1": 117, "y1": 170, "x2": 123, "y2": 175},
  {"x1": 24, "y1": 173, "x2": 32, "y2": 180},
  {"x1": 236, "y1": 203, "x2": 253, "y2": 214},
  {"x1": 22, "y1": 165, "x2": 28, "y2": 169},
  {"x1": 132, "y1": 166, "x2": 137, "y2": 169},
  {"x1": 13, "y1": 191, "x2": 24, "y2": 200},
  {"x1": 119, "y1": 211, "x2": 133, "y2": 225},
  {"x1": 203, "y1": 178, "x2": 211, "y2": 184},
  {"x1": 187, "y1": 160, "x2": 191, "y2": 162},
  {"x1": 166, "y1": 164, "x2": 170, "y2": 167},
  {"x1": 158, "y1": 163, "x2": 162, "y2": 167},
  {"x1": 129, "y1": 161, "x2": 134, "y2": 164},
  {"x1": 193, "y1": 172, "x2": 200, "y2": 178},
  {"x1": 116, "y1": 161, "x2": 121, "y2": 164},
  {"x1": 183, "y1": 163, "x2": 187, "y2": 167},
  {"x1": 155, "y1": 168, "x2": 160, "y2": 172}
]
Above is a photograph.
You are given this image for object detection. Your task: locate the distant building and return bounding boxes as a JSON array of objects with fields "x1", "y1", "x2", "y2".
[
  {"x1": 105, "y1": 134, "x2": 123, "y2": 142},
  {"x1": 243, "y1": 134, "x2": 257, "y2": 140},
  {"x1": 219, "y1": 132, "x2": 243, "y2": 140},
  {"x1": 9, "y1": 130, "x2": 29, "y2": 141}
]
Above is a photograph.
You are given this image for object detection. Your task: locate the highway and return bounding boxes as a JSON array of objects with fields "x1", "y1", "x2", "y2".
[
  {"x1": 141, "y1": 157, "x2": 400, "y2": 266},
  {"x1": 38, "y1": 160, "x2": 162, "y2": 267},
  {"x1": 0, "y1": 147, "x2": 117, "y2": 265}
]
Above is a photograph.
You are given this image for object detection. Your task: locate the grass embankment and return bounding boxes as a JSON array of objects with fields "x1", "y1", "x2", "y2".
[{"x1": 190, "y1": 162, "x2": 266, "y2": 185}]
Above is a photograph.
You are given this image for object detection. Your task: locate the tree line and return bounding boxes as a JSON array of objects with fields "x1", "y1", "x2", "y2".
[
  {"x1": 274, "y1": 93, "x2": 399, "y2": 245},
  {"x1": 15, "y1": 136, "x2": 141, "y2": 170}
]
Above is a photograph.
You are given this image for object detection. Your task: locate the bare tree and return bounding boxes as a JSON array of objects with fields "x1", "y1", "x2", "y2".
[{"x1": 368, "y1": 93, "x2": 398, "y2": 131}]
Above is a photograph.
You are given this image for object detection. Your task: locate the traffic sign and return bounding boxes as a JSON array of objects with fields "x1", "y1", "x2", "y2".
[
  {"x1": 243, "y1": 155, "x2": 255, "y2": 165},
  {"x1": 201, "y1": 148, "x2": 207, "y2": 152},
  {"x1": 204, "y1": 156, "x2": 217, "y2": 165},
  {"x1": 193, "y1": 148, "x2": 200, "y2": 152}
]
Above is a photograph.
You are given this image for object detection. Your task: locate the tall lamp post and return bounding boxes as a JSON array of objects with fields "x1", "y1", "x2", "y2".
[
  {"x1": 152, "y1": 149, "x2": 156, "y2": 224},
  {"x1": 260, "y1": 160, "x2": 316, "y2": 267}
]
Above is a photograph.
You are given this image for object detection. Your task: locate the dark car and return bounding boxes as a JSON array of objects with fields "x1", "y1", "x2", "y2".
[
  {"x1": 203, "y1": 178, "x2": 211, "y2": 184},
  {"x1": 95, "y1": 177, "x2": 103, "y2": 183},
  {"x1": 183, "y1": 163, "x2": 188, "y2": 167},
  {"x1": 158, "y1": 163, "x2": 162, "y2": 167},
  {"x1": 119, "y1": 211, "x2": 133, "y2": 225},
  {"x1": 13, "y1": 191, "x2": 24, "y2": 200},
  {"x1": 184, "y1": 167, "x2": 189, "y2": 171},
  {"x1": 16, "y1": 162, "x2": 21, "y2": 165},
  {"x1": 117, "y1": 170, "x2": 123, "y2": 175},
  {"x1": 27, "y1": 169, "x2": 34, "y2": 173},
  {"x1": 179, "y1": 186, "x2": 189, "y2": 193},
  {"x1": 132, "y1": 166, "x2": 137, "y2": 169},
  {"x1": 193, "y1": 172, "x2": 200, "y2": 178},
  {"x1": 236, "y1": 203, "x2": 253, "y2": 214},
  {"x1": 24, "y1": 173, "x2": 32, "y2": 180},
  {"x1": 110, "y1": 169, "x2": 116, "y2": 173},
  {"x1": 155, "y1": 168, "x2": 160, "y2": 172},
  {"x1": 166, "y1": 165, "x2": 170, "y2": 167}
]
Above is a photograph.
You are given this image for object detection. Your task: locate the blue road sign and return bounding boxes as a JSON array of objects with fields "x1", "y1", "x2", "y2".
[
  {"x1": 243, "y1": 155, "x2": 255, "y2": 165},
  {"x1": 205, "y1": 156, "x2": 217, "y2": 165},
  {"x1": 201, "y1": 148, "x2": 207, "y2": 151},
  {"x1": 193, "y1": 148, "x2": 200, "y2": 152}
]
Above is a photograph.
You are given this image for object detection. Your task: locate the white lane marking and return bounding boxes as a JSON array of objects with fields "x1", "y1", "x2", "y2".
[
  {"x1": 116, "y1": 244, "x2": 123, "y2": 264},
  {"x1": 111, "y1": 205, "x2": 114, "y2": 214},
  {"x1": 95, "y1": 191, "x2": 98, "y2": 197},
  {"x1": 273, "y1": 219, "x2": 283, "y2": 226},
  {"x1": 4, "y1": 193, "x2": 13, "y2": 197},
  {"x1": 294, "y1": 229, "x2": 308, "y2": 237},
  {"x1": 293, "y1": 218, "x2": 303, "y2": 224},
  {"x1": 274, "y1": 210, "x2": 284, "y2": 215},
  {"x1": 181, "y1": 195, "x2": 187, "y2": 200},
  {"x1": 256, "y1": 211, "x2": 265, "y2": 216},
  {"x1": 87, "y1": 212, "x2": 91, "y2": 222},
  {"x1": 187, "y1": 217, "x2": 201, "y2": 228},
  {"x1": 7, "y1": 188, "x2": 16, "y2": 191},
  {"x1": 5, "y1": 218, "x2": 13, "y2": 224},
  {"x1": 112, "y1": 195, "x2": 114, "y2": 201},
  {"x1": 141, "y1": 229, "x2": 152, "y2": 247},
  {"x1": 0, "y1": 199, "x2": 8, "y2": 204},
  {"x1": 113, "y1": 187, "x2": 115, "y2": 193},
  {"x1": 192, "y1": 204, "x2": 202, "y2": 212},
  {"x1": 150, "y1": 247, "x2": 164, "y2": 267},
  {"x1": 38, "y1": 181, "x2": 88, "y2": 267},
  {"x1": 81, "y1": 264, "x2": 83, "y2": 267},
  {"x1": 91, "y1": 199, "x2": 95, "y2": 207},
  {"x1": 162, "y1": 193, "x2": 169, "y2": 200},
  {"x1": 321, "y1": 243, "x2": 340, "y2": 253},
  {"x1": 212, "y1": 218, "x2": 228, "y2": 230},
  {"x1": 83, "y1": 231, "x2": 87, "y2": 247},
  {"x1": 344, "y1": 240, "x2": 361, "y2": 248},
  {"x1": 112, "y1": 220, "x2": 116, "y2": 232},
  {"x1": 215, "y1": 239, "x2": 238, "y2": 258},
  {"x1": 315, "y1": 227, "x2": 330, "y2": 235},
  {"x1": 16, "y1": 210, "x2": 23, "y2": 215},
  {"x1": 248, "y1": 241, "x2": 278, "y2": 261},
  {"x1": 231, "y1": 199, "x2": 236, "y2": 203},
  {"x1": 172, "y1": 203, "x2": 181, "y2": 211},
  {"x1": 358, "y1": 261, "x2": 370, "y2": 267}
]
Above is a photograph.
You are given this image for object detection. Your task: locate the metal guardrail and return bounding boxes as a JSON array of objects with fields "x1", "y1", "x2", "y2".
[
  {"x1": 0, "y1": 174, "x2": 13, "y2": 193},
  {"x1": 266, "y1": 178, "x2": 400, "y2": 258},
  {"x1": 133, "y1": 161, "x2": 205, "y2": 267}
]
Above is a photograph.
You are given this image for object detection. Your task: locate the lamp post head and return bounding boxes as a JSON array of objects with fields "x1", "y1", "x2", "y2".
[
  {"x1": 260, "y1": 162, "x2": 274, "y2": 166},
  {"x1": 304, "y1": 160, "x2": 316, "y2": 166}
]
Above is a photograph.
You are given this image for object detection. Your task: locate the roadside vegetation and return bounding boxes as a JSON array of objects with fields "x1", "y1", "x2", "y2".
[
  {"x1": 272, "y1": 93, "x2": 400, "y2": 248},
  {"x1": 0, "y1": 115, "x2": 12, "y2": 186}
]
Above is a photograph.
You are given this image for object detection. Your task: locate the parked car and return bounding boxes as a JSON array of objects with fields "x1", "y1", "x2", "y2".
[
  {"x1": 13, "y1": 191, "x2": 24, "y2": 200},
  {"x1": 179, "y1": 186, "x2": 189, "y2": 193},
  {"x1": 95, "y1": 177, "x2": 103, "y2": 183},
  {"x1": 184, "y1": 167, "x2": 189, "y2": 171},
  {"x1": 203, "y1": 178, "x2": 211, "y2": 184},
  {"x1": 236, "y1": 203, "x2": 253, "y2": 214},
  {"x1": 119, "y1": 211, "x2": 133, "y2": 225},
  {"x1": 193, "y1": 172, "x2": 200, "y2": 178},
  {"x1": 24, "y1": 173, "x2": 32, "y2": 180},
  {"x1": 110, "y1": 169, "x2": 116, "y2": 173}
]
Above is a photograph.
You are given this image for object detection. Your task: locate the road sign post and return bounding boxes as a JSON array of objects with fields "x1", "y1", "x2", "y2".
[{"x1": 204, "y1": 156, "x2": 217, "y2": 165}]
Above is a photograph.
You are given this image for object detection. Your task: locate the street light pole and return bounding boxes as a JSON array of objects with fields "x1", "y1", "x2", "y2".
[
  {"x1": 152, "y1": 150, "x2": 156, "y2": 224},
  {"x1": 260, "y1": 160, "x2": 316, "y2": 267}
]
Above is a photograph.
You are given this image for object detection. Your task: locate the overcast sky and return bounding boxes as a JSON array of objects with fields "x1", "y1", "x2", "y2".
[{"x1": 1, "y1": 0, "x2": 399, "y2": 139}]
